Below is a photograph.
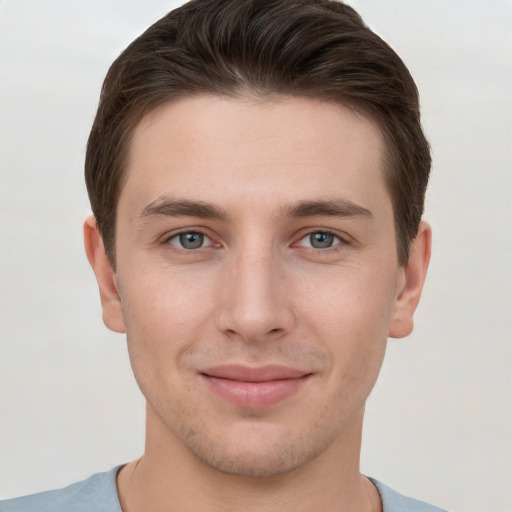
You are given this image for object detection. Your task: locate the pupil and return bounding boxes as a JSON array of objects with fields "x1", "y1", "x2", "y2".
[
  {"x1": 180, "y1": 232, "x2": 203, "y2": 249},
  {"x1": 310, "y1": 232, "x2": 333, "y2": 248}
]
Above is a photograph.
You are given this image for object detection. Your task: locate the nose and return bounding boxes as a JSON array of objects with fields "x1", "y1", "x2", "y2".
[{"x1": 216, "y1": 247, "x2": 295, "y2": 343}]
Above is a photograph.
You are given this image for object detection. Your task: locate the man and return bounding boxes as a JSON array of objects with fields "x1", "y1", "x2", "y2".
[{"x1": 0, "y1": 1, "x2": 447, "y2": 511}]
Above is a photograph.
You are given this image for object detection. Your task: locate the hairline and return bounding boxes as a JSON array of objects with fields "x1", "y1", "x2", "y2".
[{"x1": 105, "y1": 89, "x2": 406, "y2": 270}]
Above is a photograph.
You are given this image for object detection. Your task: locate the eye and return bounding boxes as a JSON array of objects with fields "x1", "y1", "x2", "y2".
[
  {"x1": 298, "y1": 231, "x2": 342, "y2": 249},
  {"x1": 168, "y1": 231, "x2": 212, "y2": 250}
]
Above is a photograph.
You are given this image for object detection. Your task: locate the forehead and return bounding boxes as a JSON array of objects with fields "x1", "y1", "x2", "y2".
[{"x1": 120, "y1": 94, "x2": 389, "y2": 216}]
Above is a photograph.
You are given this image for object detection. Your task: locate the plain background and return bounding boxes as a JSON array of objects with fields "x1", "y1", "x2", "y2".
[{"x1": 0, "y1": 1, "x2": 511, "y2": 511}]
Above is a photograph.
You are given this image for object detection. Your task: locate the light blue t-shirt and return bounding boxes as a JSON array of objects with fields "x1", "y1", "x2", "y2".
[{"x1": 0, "y1": 466, "x2": 448, "y2": 512}]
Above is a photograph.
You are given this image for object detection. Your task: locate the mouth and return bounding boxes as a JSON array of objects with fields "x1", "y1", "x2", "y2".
[{"x1": 199, "y1": 365, "x2": 312, "y2": 408}]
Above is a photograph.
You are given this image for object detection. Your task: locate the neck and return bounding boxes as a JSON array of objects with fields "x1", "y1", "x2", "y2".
[{"x1": 117, "y1": 404, "x2": 381, "y2": 512}]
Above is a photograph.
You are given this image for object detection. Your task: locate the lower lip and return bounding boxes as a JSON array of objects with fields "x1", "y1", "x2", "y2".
[{"x1": 201, "y1": 374, "x2": 310, "y2": 408}]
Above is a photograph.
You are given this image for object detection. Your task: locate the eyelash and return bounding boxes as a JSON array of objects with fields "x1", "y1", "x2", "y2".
[
  {"x1": 294, "y1": 230, "x2": 346, "y2": 250},
  {"x1": 165, "y1": 230, "x2": 219, "y2": 251},
  {"x1": 163, "y1": 229, "x2": 347, "y2": 252}
]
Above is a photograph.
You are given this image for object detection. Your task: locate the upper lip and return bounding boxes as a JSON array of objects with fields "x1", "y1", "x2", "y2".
[{"x1": 200, "y1": 365, "x2": 310, "y2": 382}]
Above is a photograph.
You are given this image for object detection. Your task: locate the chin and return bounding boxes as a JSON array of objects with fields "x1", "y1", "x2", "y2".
[
  {"x1": 175, "y1": 419, "x2": 340, "y2": 478},
  {"x1": 190, "y1": 440, "x2": 312, "y2": 478}
]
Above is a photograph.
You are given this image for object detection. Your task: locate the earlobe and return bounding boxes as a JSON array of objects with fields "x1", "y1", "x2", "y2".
[
  {"x1": 388, "y1": 221, "x2": 432, "y2": 339},
  {"x1": 83, "y1": 215, "x2": 126, "y2": 333}
]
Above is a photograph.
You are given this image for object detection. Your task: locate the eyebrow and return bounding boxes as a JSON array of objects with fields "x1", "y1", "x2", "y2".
[
  {"x1": 139, "y1": 197, "x2": 229, "y2": 221},
  {"x1": 283, "y1": 199, "x2": 373, "y2": 219},
  {"x1": 138, "y1": 196, "x2": 372, "y2": 223}
]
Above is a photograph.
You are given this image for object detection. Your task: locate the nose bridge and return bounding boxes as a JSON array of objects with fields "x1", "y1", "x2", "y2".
[{"x1": 217, "y1": 240, "x2": 292, "y2": 341}]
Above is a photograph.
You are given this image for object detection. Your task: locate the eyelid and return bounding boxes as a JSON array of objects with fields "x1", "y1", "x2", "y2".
[
  {"x1": 159, "y1": 226, "x2": 351, "y2": 250},
  {"x1": 293, "y1": 229, "x2": 350, "y2": 249},
  {"x1": 162, "y1": 228, "x2": 221, "y2": 249}
]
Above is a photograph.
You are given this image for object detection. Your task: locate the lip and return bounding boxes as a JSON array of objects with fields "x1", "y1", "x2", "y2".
[{"x1": 199, "y1": 365, "x2": 312, "y2": 408}]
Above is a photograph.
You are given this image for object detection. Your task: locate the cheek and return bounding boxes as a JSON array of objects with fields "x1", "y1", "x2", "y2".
[
  {"x1": 119, "y1": 268, "x2": 216, "y2": 369},
  {"x1": 119, "y1": 273, "x2": 216, "y2": 419},
  {"x1": 298, "y1": 264, "x2": 397, "y2": 382},
  {"x1": 300, "y1": 262, "x2": 398, "y2": 336}
]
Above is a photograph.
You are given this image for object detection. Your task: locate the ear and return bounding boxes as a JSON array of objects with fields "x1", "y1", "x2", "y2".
[
  {"x1": 83, "y1": 215, "x2": 126, "y2": 333},
  {"x1": 388, "y1": 221, "x2": 432, "y2": 339}
]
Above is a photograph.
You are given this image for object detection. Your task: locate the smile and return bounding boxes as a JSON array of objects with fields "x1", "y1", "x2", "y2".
[{"x1": 199, "y1": 365, "x2": 312, "y2": 408}]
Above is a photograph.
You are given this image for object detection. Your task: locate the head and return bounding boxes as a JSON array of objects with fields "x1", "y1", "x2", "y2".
[
  {"x1": 85, "y1": 0, "x2": 430, "y2": 269},
  {"x1": 84, "y1": 0, "x2": 432, "y2": 480}
]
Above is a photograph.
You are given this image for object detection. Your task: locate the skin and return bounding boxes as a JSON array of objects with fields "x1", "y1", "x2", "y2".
[{"x1": 85, "y1": 95, "x2": 431, "y2": 512}]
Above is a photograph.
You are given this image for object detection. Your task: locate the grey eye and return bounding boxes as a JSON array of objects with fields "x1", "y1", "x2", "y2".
[
  {"x1": 308, "y1": 232, "x2": 335, "y2": 249},
  {"x1": 175, "y1": 232, "x2": 205, "y2": 249}
]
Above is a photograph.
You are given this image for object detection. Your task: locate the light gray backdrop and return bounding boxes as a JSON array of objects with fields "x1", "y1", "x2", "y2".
[{"x1": 1, "y1": 1, "x2": 511, "y2": 511}]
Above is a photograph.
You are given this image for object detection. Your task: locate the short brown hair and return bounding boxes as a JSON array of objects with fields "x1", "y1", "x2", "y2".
[{"x1": 85, "y1": 0, "x2": 430, "y2": 267}]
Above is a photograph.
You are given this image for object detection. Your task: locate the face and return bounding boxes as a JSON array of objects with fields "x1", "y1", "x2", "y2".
[{"x1": 86, "y1": 94, "x2": 429, "y2": 477}]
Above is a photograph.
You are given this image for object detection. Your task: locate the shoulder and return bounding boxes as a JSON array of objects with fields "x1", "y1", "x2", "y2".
[
  {"x1": 369, "y1": 478, "x2": 450, "y2": 512},
  {"x1": 0, "y1": 466, "x2": 123, "y2": 512}
]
